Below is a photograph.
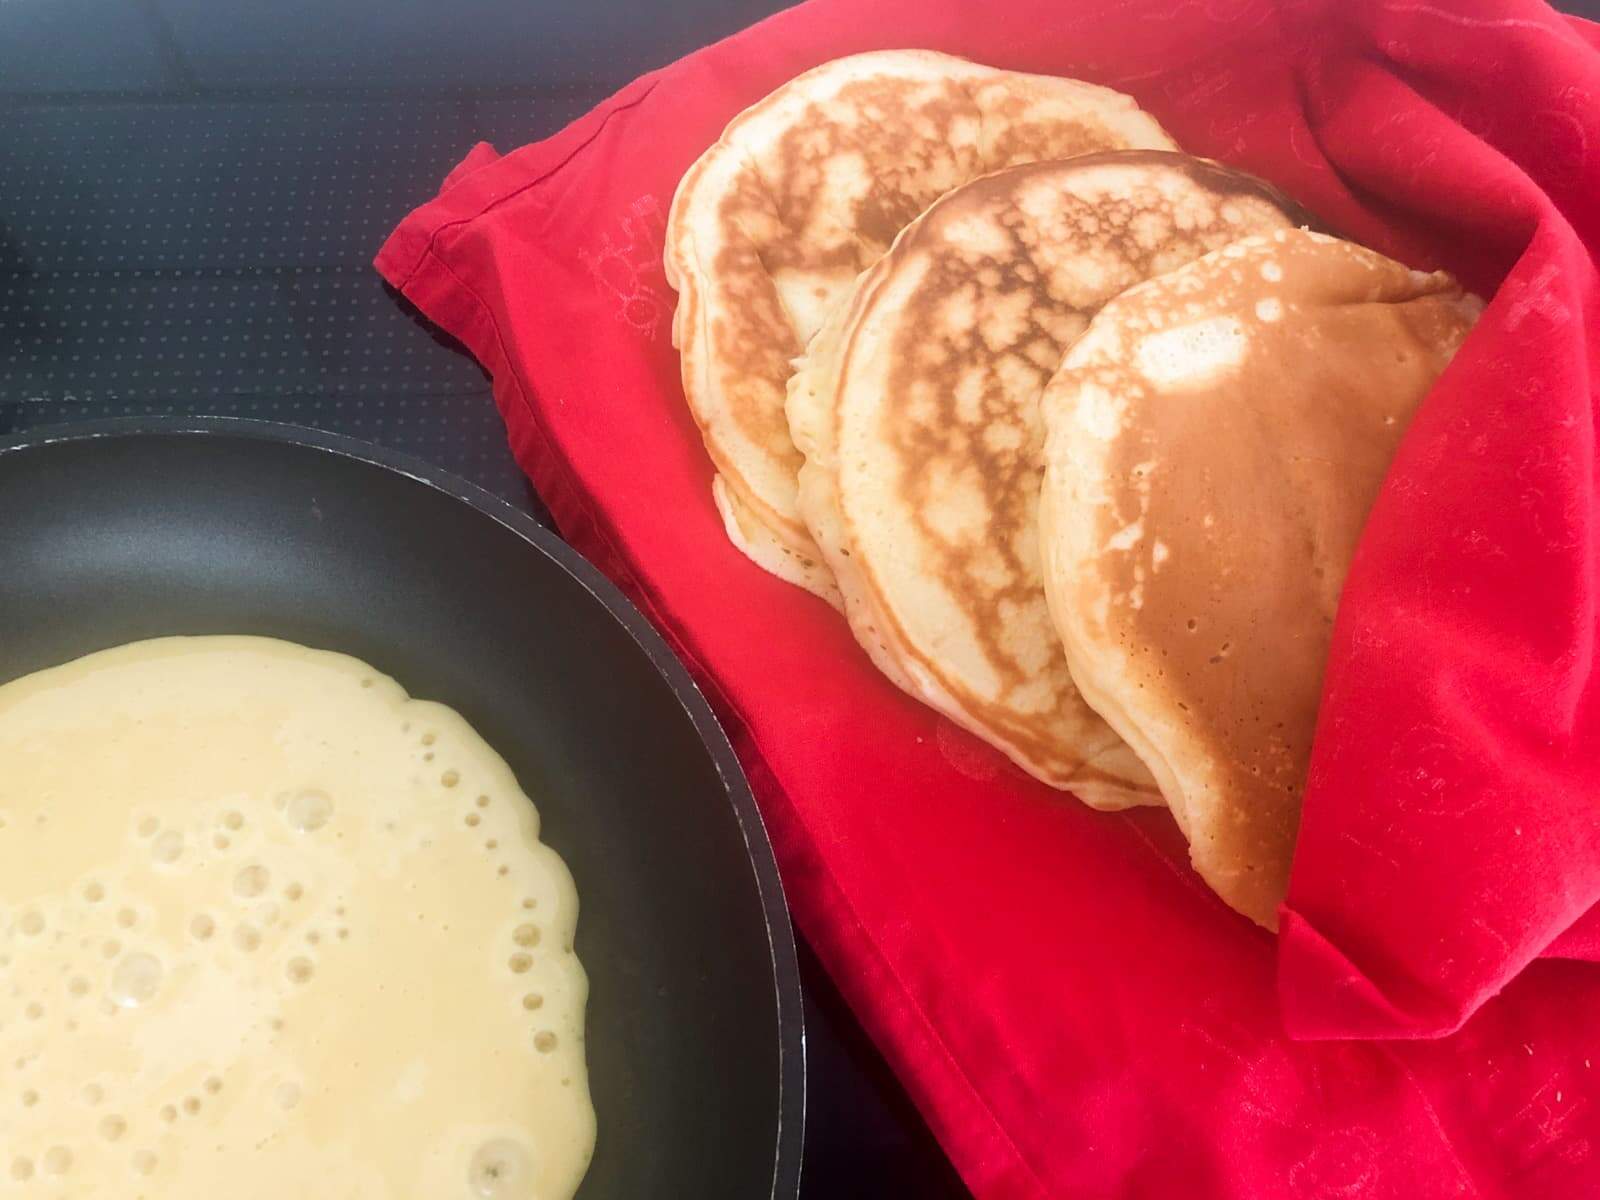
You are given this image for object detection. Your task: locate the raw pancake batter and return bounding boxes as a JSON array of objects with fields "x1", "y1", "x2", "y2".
[{"x1": 0, "y1": 637, "x2": 594, "y2": 1199}]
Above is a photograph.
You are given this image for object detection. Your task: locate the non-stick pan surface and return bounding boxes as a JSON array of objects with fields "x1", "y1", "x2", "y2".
[{"x1": 0, "y1": 417, "x2": 805, "y2": 1199}]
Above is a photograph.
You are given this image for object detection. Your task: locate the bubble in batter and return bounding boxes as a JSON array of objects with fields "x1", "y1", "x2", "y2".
[
  {"x1": 284, "y1": 789, "x2": 333, "y2": 833},
  {"x1": 468, "y1": 1138, "x2": 532, "y2": 1198},
  {"x1": 109, "y1": 953, "x2": 163, "y2": 1008},
  {"x1": 233, "y1": 864, "x2": 270, "y2": 898},
  {"x1": 152, "y1": 829, "x2": 184, "y2": 864}
]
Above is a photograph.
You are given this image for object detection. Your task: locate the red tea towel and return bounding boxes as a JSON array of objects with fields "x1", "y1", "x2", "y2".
[{"x1": 377, "y1": 0, "x2": 1600, "y2": 1194}]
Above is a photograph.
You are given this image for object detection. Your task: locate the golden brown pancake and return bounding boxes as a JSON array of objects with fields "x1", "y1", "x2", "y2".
[
  {"x1": 789, "y1": 153, "x2": 1301, "y2": 803},
  {"x1": 1038, "y1": 228, "x2": 1481, "y2": 923},
  {"x1": 665, "y1": 50, "x2": 1176, "y2": 604}
]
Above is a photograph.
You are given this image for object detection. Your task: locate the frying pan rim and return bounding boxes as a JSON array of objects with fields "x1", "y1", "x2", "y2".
[{"x1": 0, "y1": 414, "x2": 806, "y2": 1200}]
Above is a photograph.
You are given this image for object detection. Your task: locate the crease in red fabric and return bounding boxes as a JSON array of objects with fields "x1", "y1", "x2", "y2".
[
  {"x1": 375, "y1": 0, "x2": 1600, "y2": 1194},
  {"x1": 1276, "y1": 0, "x2": 1600, "y2": 1039}
]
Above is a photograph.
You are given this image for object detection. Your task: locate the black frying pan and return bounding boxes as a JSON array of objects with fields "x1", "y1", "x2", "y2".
[{"x1": 0, "y1": 417, "x2": 805, "y2": 1199}]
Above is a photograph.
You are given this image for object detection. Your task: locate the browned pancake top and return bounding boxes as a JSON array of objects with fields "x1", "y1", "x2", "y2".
[
  {"x1": 818, "y1": 153, "x2": 1299, "y2": 791},
  {"x1": 1041, "y1": 228, "x2": 1480, "y2": 920},
  {"x1": 667, "y1": 52, "x2": 1177, "y2": 579}
]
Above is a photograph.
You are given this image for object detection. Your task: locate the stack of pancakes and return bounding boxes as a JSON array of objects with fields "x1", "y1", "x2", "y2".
[{"x1": 666, "y1": 51, "x2": 1480, "y2": 927}]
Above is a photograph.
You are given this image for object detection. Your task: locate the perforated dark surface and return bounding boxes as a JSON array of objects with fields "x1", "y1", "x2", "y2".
[
  {"x1": 0, "y1": 69, "x2": 590, "y2": 501},
  {"x1": 0, "y1": 2, "x2": 972, "y2": 1196},
  {"x1": 0, "y1": 0, "x2": 786, "y2": 497}
]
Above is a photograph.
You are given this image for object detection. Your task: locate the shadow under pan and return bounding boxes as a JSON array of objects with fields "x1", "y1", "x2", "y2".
[{"x1": 0, "y1": 417, "x2": 805, "y2": 1199}]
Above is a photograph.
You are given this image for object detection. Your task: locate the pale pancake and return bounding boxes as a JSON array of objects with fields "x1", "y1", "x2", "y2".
[
  {"x1": 1038, "y1": 229, "x2": 1481, "y2": 924},
  {"x1": 665, "y1": 50, "x2": 1177, "y2": 604},
  {"x1": 790, "y1": 153, "x2": 1301, "y2": 803},
  {"x1": 0, "y1": 637, "x2": 592, "y2": 1199}
]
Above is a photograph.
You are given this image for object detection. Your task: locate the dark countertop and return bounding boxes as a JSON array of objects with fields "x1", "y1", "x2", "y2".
[{"x1": 0, "y1": 1, "x2": 969, "y2": 1195}]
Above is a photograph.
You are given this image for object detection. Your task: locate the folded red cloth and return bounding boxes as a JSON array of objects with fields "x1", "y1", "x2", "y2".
[{"x1": 377, "y1": 0, "x2": 1600, "y2": 1193}]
